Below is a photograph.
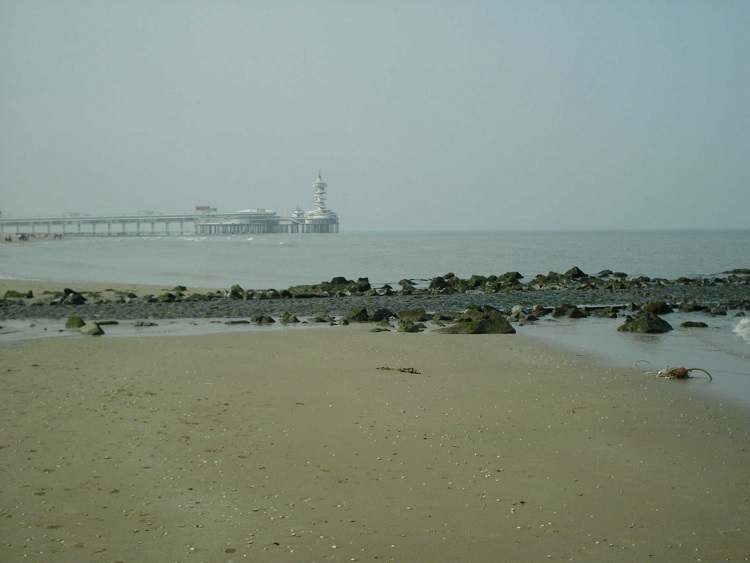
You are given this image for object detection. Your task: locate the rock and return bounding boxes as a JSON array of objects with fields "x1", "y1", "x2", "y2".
[
  {"x1": 551, "y1": 303, "x2": 577, "y2": 318},
  {"x1": 642, "y1": 300, "x2": 672, "y2": 315},
  {"x1": 280, "y1": 311, "x2": 300, "y2": 324},
  {"x1": 133, "y1": 320, "x2": 159, "y2": 326},
  {"x1": 438, "y1": 306, "x2": 516, "y2": 334},
  {"x1": 397, "y1": 307, "x2": 428, "y2": 322},
  {"x1": 65, "y1": 316, "x2": 86, "y2": 329},
  {"x1": 250, "y1": 314, "x2": 275, "y2": 325},
  {"x1": 568, "y1": 307, "x2": 588, "y2": 319},
  {"x1": 428, "y1": 276, "x2": 452, "y2": 292},
  {"x1": 678, "y1": 300, "x2": 705, "y2": 312},
  {"x1": 565, "y1": 266, "x2": 588, "y2": 279},
  {"x1": 79, "y1": 322, "x2": 104, "y2": 336},
  {"x1": 680, "y1": 321, "x2": 708, "y2": 328},
  {"x1": 4, "y1": 289, "x2": 33, "y2": 299},
  {"x1": 467, "y1": 274, "x2": 488, "y2": 288},
  {"x1": 397, "y1": 319, "x2": 423, "y2": 333},
  {"x1": 343, "y1": 307, "x2": 369, "y2": 322},
  {"x1": 226, "y1": 284, "x2": 246, "y2": 299},
  {"x1": 617, "y1": 312, "x2": 673, "y2": 333},
  {"x1": 437, "y1": 317, "x2": 516, "y2": 334},
  {"x1": 60, "y1": 288, "x2": 87, "y2": 305},
  {"x1": 224, "y1": 320, "x2": 250, "y2": 325},
  {"x1": 369, "y1": 308, "x2": 396, "y2": 322}
]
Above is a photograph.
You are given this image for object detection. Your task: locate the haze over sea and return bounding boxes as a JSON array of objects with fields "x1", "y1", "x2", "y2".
[{"x1": 2, "y1": 229, "x2": 749, "y2": 409}]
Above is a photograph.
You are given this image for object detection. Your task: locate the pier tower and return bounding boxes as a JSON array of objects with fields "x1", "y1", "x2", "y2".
[
  {"x1": 313, "y1": 172, "x2": 327, "y2": 213},
  {"x1": 301, "y1": 171, "x2": 338, "y2": 233}
]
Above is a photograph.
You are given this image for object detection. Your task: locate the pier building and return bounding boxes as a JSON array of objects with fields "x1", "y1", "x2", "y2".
[{"x1": 0, "y1": 173, "x2": 339, "y2": 237}]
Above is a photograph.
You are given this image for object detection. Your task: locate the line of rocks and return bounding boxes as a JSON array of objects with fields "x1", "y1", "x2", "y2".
[{"x1": 2, "y1": 268, "x2": 749, "y2": 335}]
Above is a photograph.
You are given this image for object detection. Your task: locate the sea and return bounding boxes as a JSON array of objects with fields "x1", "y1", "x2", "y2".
[{"x1": 2, "y1": 229, "x2": 750, "y2": 411}]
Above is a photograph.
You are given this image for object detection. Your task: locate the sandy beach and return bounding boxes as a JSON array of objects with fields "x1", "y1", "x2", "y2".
[{"x1": 2, "y1": 304, "x2": 749, "y2": 562}]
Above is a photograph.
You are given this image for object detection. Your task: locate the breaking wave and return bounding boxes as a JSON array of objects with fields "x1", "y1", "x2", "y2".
[{"x1": 734, "y1": 318, "x2": 750, "y2": 345}]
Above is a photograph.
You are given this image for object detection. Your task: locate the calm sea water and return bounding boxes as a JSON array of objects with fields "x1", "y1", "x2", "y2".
[
  {"x1": 2, "y1": 229, "x2": 748, "y2": 289},
  {"x1": 2, "y1": 229, "x2": 749, "y2": 409}
]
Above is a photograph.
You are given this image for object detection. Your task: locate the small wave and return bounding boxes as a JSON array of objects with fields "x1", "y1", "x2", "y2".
[{"x1": 733, "y1": 318, "x2": 750, "y2": 345}]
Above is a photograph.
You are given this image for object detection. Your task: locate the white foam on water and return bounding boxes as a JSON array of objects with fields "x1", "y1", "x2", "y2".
[{"x1": 734, "y1": 318, "x2": 750, "y2": 345}]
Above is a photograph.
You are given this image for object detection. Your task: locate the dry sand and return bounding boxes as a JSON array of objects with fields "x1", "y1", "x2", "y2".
[{"x1": 1, "y1": 322, "x2": 749, "y2": 562}]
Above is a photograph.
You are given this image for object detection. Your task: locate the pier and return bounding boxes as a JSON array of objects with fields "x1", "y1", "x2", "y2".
[{"x1": 0, "y1": 174, "x2": 339, "y2": 237}]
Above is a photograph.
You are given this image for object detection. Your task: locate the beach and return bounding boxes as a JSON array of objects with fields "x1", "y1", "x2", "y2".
[{"x1": 2, "y1": 281, "x2": 749, "y2": 561}]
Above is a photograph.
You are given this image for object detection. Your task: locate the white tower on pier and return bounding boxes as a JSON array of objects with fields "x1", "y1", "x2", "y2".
[{"x1": 312, "y1": 171, "x2": 327, "y2": 214}]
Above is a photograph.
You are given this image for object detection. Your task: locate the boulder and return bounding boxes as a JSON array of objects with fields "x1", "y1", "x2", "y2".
[
  {"x1": 250, "y1": 314, "x2": 276, "y2": 325},
  {"x1": 280, "y1": 311, "x2": 300, "y2": 324},
  {"x1": 617, "y1": 312, "x2": 673, "y2": 333},
  {"x1": 60, "y1": 288, "x2": 87, "y2": 305},
  {"x1": 551, "y1": 303, "x2": 577, "y2": 318},
  {"x1": 343, "y1": 307, "x2": 369, "y2": 323},
  {"x1": 65, "y1": 316, "x2": 86, "y2": 329},
  {"x1": 4, "y1": 289, "x2": 33, "y2": 299},
  {"x1": 437, "y1": 317, "x2": 516, "y2": 334},
  {"x1": 680, "y1": 321, "x2": 708, "y2": 328},
  {"x1": 369, "y1": 308, "x2": 396, "y2": 322},
  {"x1": 226, "y1": 284, "x2": 246, "y2": 299},
  {"x1": 79, "y1": 322, "x2": 104, "y2": 336},
  {"x1": 397, "y1": 319, "x2": 423, "y2": 333},
  {"x1": 437, "y1": 305, "x2": 516, "y2": 334},
  {"x1": 641, "y1": 300, "x2": 672, "y2": 315},
  {"x1": 564, "y1": 266, "x2": 588, "y2": 279},
  {"x1": 397, "y1": 307, "x2": 428, "y2": 322}
]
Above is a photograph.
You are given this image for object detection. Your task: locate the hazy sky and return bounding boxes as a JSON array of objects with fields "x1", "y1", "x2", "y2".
[{"x1": 1, "y1": 1, "x2": 748, "y2": 231}]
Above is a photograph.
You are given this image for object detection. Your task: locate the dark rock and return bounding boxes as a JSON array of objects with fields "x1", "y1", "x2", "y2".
[
  {"x1": 280, "y1": 311, "x2": 300, "y2": 324},
  {"x1": 397, "y1": 307, "x2": 428, "y2": 322},
  {"x1": 224, "y1": 320, "x2": 251, "y2": 325},
  {"x1": 343, "y1": 307, "x2": 369, "y2": 322},
  {"x1": 565, "y1": 266, "x2": 588, "y2": 279},
  {"x1": 226, "y1": 284, "x2": 246, "y2": 299},
  {"x1": 568, "y1": 307, "x2": 588, "y2": 319},
  {"x1": 4, "y1": 289, "x2": 33, "y2": 299},
  {"x1": 551, "y1": 303, "x2": 577, "y2": 318},
  {"x1": 397, "y1": 319, "x2": 423, "y2": 333},
  {"x1": 65, "y1": 316, "x2": 86, "y2": 328},
  {"x1": 369, "y1": 308, "x2": 395, "y2": 322},
  {"x1": 250, "y1": 314, "x2": 275, "y2": 325},
  {"x1": 617, "y1": 312, "x2": 673, "y2": 333},
  {"x1": 428, "y1": 276, "x2": 452, "y2": 292},
  {"x1": 438, "y1": 305, "x2": 516, "y2": 334},
  {"x1": 642, "y1": 300, "x2": 672, "y2": 315},
  {"x1": 437, "y1": 316, "x2": 516, "y2": 334},
  {"x1": 680, "y1": 321, "x2": 708, "y2": 328}
]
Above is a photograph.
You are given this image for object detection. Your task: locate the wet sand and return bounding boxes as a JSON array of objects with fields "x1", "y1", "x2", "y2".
[{"x1": 1, "y1": 321, "x2": 749, "y2": 562}]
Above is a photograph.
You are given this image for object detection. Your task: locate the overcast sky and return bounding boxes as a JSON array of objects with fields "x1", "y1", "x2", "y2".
[{"x1": 1, "y1": 1, "x2": 748, "y2": 231}]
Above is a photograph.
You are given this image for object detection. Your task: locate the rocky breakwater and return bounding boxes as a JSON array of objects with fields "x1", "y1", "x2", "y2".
[{"x1": 1, "y1": 268, "x2": 748, "y2": 335}]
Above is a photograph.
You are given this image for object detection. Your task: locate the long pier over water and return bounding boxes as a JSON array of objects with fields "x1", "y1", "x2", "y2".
[
  {"x1": 0, "y1": 209, "x2": 339, "y2": 237},
  {"x1": 1, "y1": 174, "x2": 340, "y2": 237}
]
